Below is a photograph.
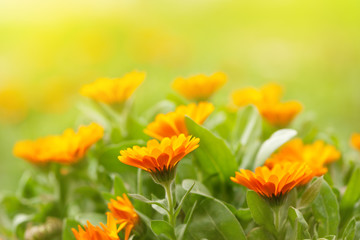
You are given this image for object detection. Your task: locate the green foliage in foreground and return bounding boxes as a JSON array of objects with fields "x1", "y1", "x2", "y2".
[{"x1": 1, "y1": 101, "x2": 360, "y2": 240}]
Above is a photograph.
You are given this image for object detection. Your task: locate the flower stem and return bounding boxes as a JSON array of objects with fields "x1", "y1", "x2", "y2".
[{"x1": 163, "y1": 181, "x2": 176, "y2": 228}]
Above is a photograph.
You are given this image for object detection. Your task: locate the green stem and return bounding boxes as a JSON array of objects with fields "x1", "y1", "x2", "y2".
[
  {"x1": 163, "y1": 181, "x2": 176, "y2": 228},
  {"x1": 137, "y1": 168, "x2": 142, "y2": 195}
]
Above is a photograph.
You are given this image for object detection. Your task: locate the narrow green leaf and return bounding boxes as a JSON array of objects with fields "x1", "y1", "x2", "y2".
[
  {"x1": 342, "y1": 217, "x2": 356, "y2": 240},
  {"x1": 175, "y1": 182, "x2": 195, "y2": 217},
  {"x1": 181, "y1": 179, "x2": 212, "y2": 198},
  {"x1": 246, "y1": 191, "x2": 276, "y2": 235},
  {"x1": 254, "y1": 129, "x2": 297, "y2": 168},
  {"x1": 151, "y1": 220, "x2": 176, "y2": 240},
  {"x1": 312, "y1": 180, "x2": 340, "y2": 237},
  {"x1": 185, "y1": 117, "x2": 237, "y2": 183},
  {"x1": 184, "y1": 198, "x2": 246, "y2": 240},
  {"x1": 288, "y1": 207, "x2": 311, "y2": 239},
  {"x1": 298, "y1": 177, "x2": 323, "y2": 209},
  {"x1": 128, "y1": 194, "x2": 169, "y2": 214},
  {"x1": 235, "y1": 105, "x2": 262, "y2": 147},
  {"x1": 341, "y1": 168, "x2": 360, "y2": 211}
]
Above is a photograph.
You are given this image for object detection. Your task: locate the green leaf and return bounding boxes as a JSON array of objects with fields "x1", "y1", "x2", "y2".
[
  {"x1": 254, "y1": 129, "x2": 297, "y2": 168},
  {"x1": 113, "y1": 175, "x2": 127, "y2": 196},
  {"x1": 185, "y1": 117, "x2": 237, "y2": 183},
  {"x1": 246, "y1": 191, "x2": 276, "y2": 235},
  {"x1": 99, "y1": 140, "x2": 145, "y2": 174},
  {"x1": 235, "y1": 105, "x2": 262, "y2": 148},
  {"x1": 341, "y1": 168, "x2": 360, "y2": 213},
  {"x1": 175, "y1": 182, "x2": 195, "y2": 217},
  {"x1": 298, "y1": 177, "x2": 323, "y2": 209},
  {"x1": 247, "y1": 227, "x2": 275, "y2": 240},
  {"x1": 184, "y1": 197, "x2": 246, "y2": 240},
  {"x1": 128, "y1": 194, "x2": 169, "y2": 214},
  {"x1": 312, "y1": 179, "x2": 340, "y2": 237},
  {"x1": 342, "y1": 217, "x2": 356, "y2": 240},
  {"x1": 288, "y1": 207, "x2": 311, "y2": 239},
  {"x1": 62, "y1": 218, "x2": 81, "y2": 240},
  {"x1": 151, "y1": 220, "x2": 175, "y2": 240},
  {"x1": 181, "y1": 179, "x2": 212, "y2": 198}
]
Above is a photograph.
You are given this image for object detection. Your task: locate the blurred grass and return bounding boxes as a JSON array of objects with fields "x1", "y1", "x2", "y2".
[{"x1": 1, "y1": 0, "x2": 360, "y2": 191}]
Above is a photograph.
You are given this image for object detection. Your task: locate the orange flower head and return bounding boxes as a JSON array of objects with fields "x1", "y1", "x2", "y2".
[
  {"x1": 119, "y1": 134, "x2": 199, "y2": 183},
  {"x1": 231, "y1": 161, "x2": 313, "y2": 199},
  {"x1": 232, "y1": 83, "x2": 301, "y2": 126},
  {"x1": 172, "y1": 72, "x2": 227, "y2": 101},
  {"x1": 351, "y1": 133, "x2": 360, "y2": 151},
  {"x1": 265, "y1": 138, "x2": 341, "y2": 177},
  {"x1": 80, "y1": 71, "x2": 145, "y2": 104},
  {"x1": 108, "y1": 194, "x2": 138, "y2": 240},
  {"x1": 72, "y1": 213, "x2": 119, "y2": 240},
  {"x1": 259, "y1": 101, "x2": 302, "y2": 126},
  {"x1": 13, "y1": 123, "x2": 104, "y2": 164},
  {"x1": 144, "y1": 102, "x2": 214, "y2": 140}
]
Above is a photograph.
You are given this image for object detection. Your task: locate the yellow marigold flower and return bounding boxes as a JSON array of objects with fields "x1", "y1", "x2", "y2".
[
  {"x1": 350, "y1": 133, "x2": 360, "y2": 151},
  {"x1": 231, "y1": 87, "x2": 263, "y2": 108},
  {"x1": 72, "y1": 213, "x2": 119, "y2": 240},
  {"x1": 260, "y1": 83, "x2": 283, "y2": 103},
  {"x1": 118, "y1": 134, "x2": 199, "y2": 183},
  {"x1": 232, "y1": 83, "x2": 301, "y2": 126},
  {"x1": 108, "y1": 194, "x2": 138, "y2": 240},
  {"x1": 172, "y1": 72, "x2": 227, "y2": 100},
  {"x1": 80, "y1": 71, "x2": 145, "y2": 104},
  {"x1": 13, "y1": 123, "x2": 104, "y2": 164},
  {"x1": 265, "y1": 138, "x2": 341, "y2": 177},
  {"x1": 259, "y1": 101, "x2": 303, "y2": 127},
  {"x1": 231, "y1": 162, "x2": 313, "y2": 199},
  {"x1": 144, "y1": 102, "x2": 214, "y2": 140}
]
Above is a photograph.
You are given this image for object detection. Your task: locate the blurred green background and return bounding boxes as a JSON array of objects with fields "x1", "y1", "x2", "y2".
[{"x1": 1, "y1": 0, "x2": 360, "y2": 191}]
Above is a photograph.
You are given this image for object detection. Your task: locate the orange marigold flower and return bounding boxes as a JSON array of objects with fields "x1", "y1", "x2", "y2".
[
  {"x1": 172, "y1": 72, "x2": 227, "y2": 100},
  {"x1": 231, "y1": 161, "x2": 313, "y2": 199},
  {"x1": 108, "y1": 194, "x2": 138, "y2": 240},
  {"x1": 265, "y1": 138, "x2": 341, "y2": 177},
  {"x1": 350, "y1": 133, "x2": 360, "y2": 151},
  {"x1": 72, "y1": 213, "x2": 119, "y2": 240},
  {"x1": 13, "y1": 123, "x2": 104, "y2": 164},
  {"x1": 259, "y1": 101, "x2": 302, "y2": 127},
  {"x1": 232, "y1": 83, "x2": 301, "y2": 126},
  {"x1": 118, "y1": 134, "x2": 199, "y2": 183},
  {"x1": 80, "y1": 71, "x2": 145, "y2": 104},
  {"x1": 144, "y1": 102, "x2": 214, "y2": 140}
]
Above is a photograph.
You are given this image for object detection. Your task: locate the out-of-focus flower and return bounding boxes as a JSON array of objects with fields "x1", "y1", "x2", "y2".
[
  {"x1": 350, "y1": 133, "x2": 360, "y2": 151},
  {"x1": 108, "y1": 194, "x2": 138, "y2": 240},
  {"x1": 118, "y1": 134, "x2": 199, "y2": 183},
  {"x1": 144, "y1": 102, "x2": 214, "y2": 140},
  {"x1": 265, "y1": 138, "x2": 341, "y2": 177},
  {"x1": 232, "y1": 83, "x2": 302, "y2": 126},
  {"x1": 13, "y1": 123, "x2": 104, "y2": 164},
  {"x1": 80, "y1": 71, "x2": 145, "y2": 104},
  {"x1": 72, "y1": 213, "x2": 119, "y2": 240},
  {"x1": 0, "y1": 86, "x2": 28, "y2": 124},
  {"x1": 259, "y1": 101, "x2": 302, "y2": 126},
  {"x1": 231, "y1": 161, "x2": 313, "y2": 199},
  {"x1": 172, "y1": 72, "x2": 227, "y2": 101}
]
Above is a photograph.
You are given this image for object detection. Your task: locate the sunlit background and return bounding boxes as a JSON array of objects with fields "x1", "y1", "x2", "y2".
[{"x1": 1, "y1": 0, "x2": 360, "y2": 191}]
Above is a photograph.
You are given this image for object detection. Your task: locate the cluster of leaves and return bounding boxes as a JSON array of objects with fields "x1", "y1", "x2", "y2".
[{"x1": 1, "y1": 95, "x2": 360, "y2": 240}]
